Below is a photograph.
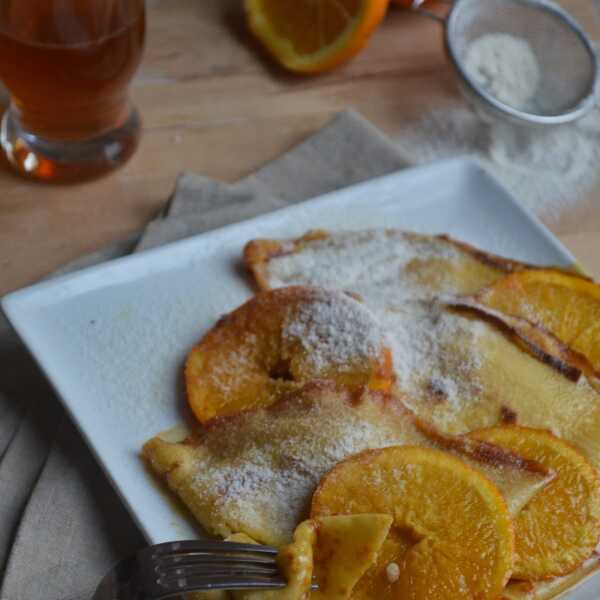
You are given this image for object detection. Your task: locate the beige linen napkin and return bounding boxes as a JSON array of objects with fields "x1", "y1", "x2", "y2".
[{"x1": 0, "y1": 110, "x2": 408, "y2": 600}]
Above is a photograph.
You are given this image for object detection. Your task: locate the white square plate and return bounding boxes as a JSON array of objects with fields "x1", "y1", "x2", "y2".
[{"x1": 3, "y1": 158, "x2": 596, "y2": 598}]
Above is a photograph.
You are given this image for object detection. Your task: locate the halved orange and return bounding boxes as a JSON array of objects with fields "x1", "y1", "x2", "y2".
[
  {"x1": 244, "y1": 0, "x2": 389, "y2": 73},
  {"x1": 312, "y1": 445, "x2": 514, "y2": 599},
  {"x1": 476, "y1": 269, "x2": 600, "y2": 376},
  {"x1": 470, "y1": 426, "x2": 600, "y2": 581}
]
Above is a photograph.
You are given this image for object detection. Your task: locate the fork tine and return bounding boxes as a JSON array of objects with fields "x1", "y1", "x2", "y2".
[
  {"x1": 157, "y1": 564, "x2": 280, "y2": 582},
  {"x1": 157, "y1": 561, "x2": 278, "y2": 576},
  {"x1": 158, "y1": 573, "x2": 287, "y2": 593},
  {"x1": 151, "y1": 540, "x2": 278, "y2": 557},
  {"x1": 155, "y1": 553, "x2": 277, "y2": 570},
  {"x1": 136, "y1": 540, "x2": 322, "y2": 598}
]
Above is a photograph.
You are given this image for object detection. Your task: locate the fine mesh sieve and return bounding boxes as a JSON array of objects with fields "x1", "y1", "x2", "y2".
[{"x1": 406, "y1": 0, "x2": 599, "y2": 125}]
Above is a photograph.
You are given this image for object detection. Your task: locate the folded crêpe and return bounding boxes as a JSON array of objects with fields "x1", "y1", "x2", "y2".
[
  {"x1": 144, "y1": 382, "x2": 549, "y2": 547},
  {"x1": 243, "y1": 229, "x2": 600, "y2": 470},
  {"x1": 243, "y1": 229, "x2": 528, "y2": 297}
]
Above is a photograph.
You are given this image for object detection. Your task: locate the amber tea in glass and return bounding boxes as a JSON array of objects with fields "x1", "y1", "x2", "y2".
[{"x1": 0, "y1": 0, "x2": 145, "y2": 182}]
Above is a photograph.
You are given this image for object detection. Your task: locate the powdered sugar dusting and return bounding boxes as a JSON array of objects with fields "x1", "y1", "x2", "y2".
[
  {"x1": 393, "y1": 105, "x2": 600, "y2": 223},
  {"x1": 266, "y1": 230, "x2": 486, "y2": 410},
  {"x1": 269, "y1": 230, "x2": 459, "y2": 307},
  {"x1": 383, "y1": 302, "x2": 485, "y2": 413},
  {"x1": 464, "y1": 33, "x2": 541, "y2": 111},
  {"x1": 284, "y1": 289, "x2": 384, "y2": 373},
  {"x1": 190, "y1": 387, "x2": 407, "y2": 542},
  {"x1": 207, "y1": 333, "x2": 257, "y2": 395}
]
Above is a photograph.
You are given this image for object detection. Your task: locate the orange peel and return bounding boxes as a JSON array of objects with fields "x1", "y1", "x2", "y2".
[{"x1": 244, "y1": 0, "x2": 389, "y2": 74}]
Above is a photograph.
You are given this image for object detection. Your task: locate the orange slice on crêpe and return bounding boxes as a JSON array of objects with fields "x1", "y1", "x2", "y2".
[
  {"x1": 470, "y1": 426, "x2": 600, "y2": 581},
  {"x1": 185, "y1": 287, "x2": 393, "y2": 423},
  {"x1": 312, "y1": 445, "x2": 514, "y2": 599},
  {"x1": 476, "y1": 269, "x2": 600, "y2": 376}
]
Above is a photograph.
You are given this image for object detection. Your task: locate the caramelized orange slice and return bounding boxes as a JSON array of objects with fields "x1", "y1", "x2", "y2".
[
  {"x1": 311, "y1": 446, "x2": 514, "y2": 599},
  {"x1": 502, "y1": 554, "x2": 600, "y2": 599},
  {"x1": 476, "y1": 269, "x2": 600, "y2": 376},
  {"x1": 244, "y1": 0, "x2": 389, "y2": 74},
  {"x1": 470, "y1": 426, "x2": 600, "y2": 581},
  {"x1": 185, "y1": 286, "x2": 392, "y2": 423}
]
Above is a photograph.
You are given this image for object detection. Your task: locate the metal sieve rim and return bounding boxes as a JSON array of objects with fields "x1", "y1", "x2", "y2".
[{"x1": 445, "y1": 0, "x2": 599, "y2": 125}]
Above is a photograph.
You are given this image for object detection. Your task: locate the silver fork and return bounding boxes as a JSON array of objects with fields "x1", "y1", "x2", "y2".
[{"x1": 92, "y1": 540, "x2": 312, "y2": 600}]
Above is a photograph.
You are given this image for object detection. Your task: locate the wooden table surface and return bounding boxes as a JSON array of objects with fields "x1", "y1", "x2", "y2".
[{"x1": 1, "y1": 0, "x2": 599, "y2": 295}]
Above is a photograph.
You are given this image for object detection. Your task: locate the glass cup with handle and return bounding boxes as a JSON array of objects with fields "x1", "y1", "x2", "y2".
[{"x1": 0, "y1": 0, "x2": 146, "y2": 183}]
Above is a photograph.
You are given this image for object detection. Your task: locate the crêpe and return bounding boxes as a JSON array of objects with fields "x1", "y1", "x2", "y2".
[
  {"x1": 243, "y1": 229, "x2": 600, "y2": 469},
  {"x1": 144, "y1": 382, "x2": 549, "y2": 546}
]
